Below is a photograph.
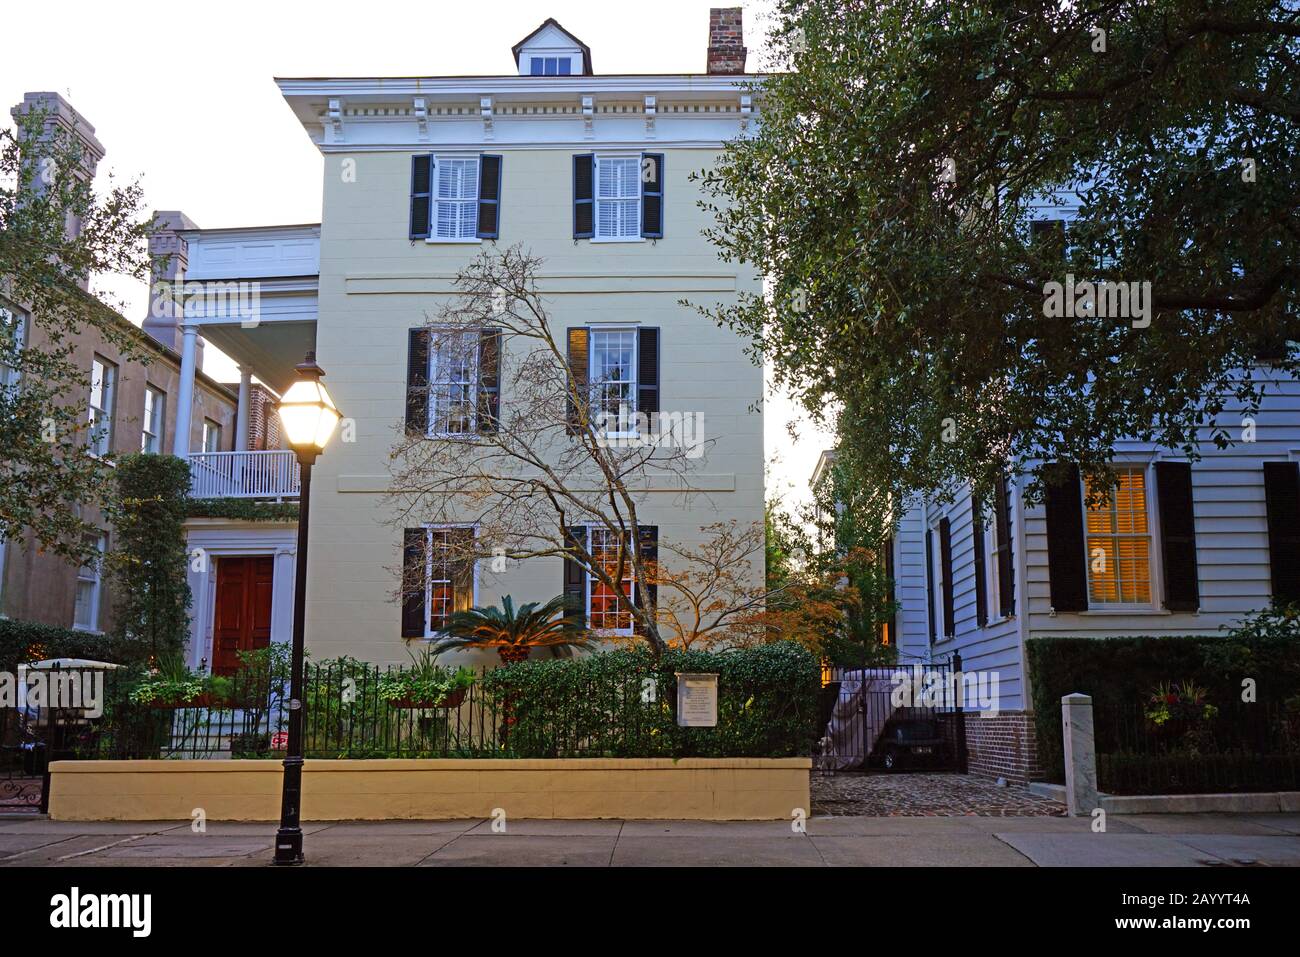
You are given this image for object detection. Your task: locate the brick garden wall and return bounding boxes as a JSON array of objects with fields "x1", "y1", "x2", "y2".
[{"x1": 963, "y1": 711, "x2": 1041, "y2": 786}]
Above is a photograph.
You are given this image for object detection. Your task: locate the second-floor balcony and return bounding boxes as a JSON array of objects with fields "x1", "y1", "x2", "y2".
[{"x1": 189, "y1": 450, "x2": 300, "y2": 499}]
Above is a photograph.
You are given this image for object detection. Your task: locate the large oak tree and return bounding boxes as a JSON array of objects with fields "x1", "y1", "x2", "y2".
[{"x1": 699, "y1": 0, "x2": 1299, "y2": 509}]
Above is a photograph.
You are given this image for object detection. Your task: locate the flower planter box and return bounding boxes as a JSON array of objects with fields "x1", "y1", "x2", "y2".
[
  {"x1": 141, "y1": 692, "x2": 230, "y2": 710},
  {"x1": 389, "y1": 688, "x2": 468, "y2": 710}
]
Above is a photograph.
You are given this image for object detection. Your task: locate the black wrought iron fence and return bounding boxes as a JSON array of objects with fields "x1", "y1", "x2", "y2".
[
  {"x1": 1095, "y1": 700, "x2": 1300, "y2": 795},
  {"x1": 23, "y1": 655, "x2": 819, "y2": 764}
]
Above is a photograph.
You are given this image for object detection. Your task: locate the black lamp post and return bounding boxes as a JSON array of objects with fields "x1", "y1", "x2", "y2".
[{"x1": 273, "y1": 351, "x2": 341, "y2": 866}]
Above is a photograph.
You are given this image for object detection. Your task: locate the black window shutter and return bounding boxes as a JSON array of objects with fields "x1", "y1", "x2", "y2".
[
  {"x1": 566, "y1": 327, "x2": 589, "y2": 435},
  {"x1": 925, "y1": 528, "x2": 936, "y2": 644},
  {"x1": 401, "y1": 528, "x2": 427, "y2": 637},
  {"x1": 633, "y1": 525, "x2": 658, "y2": 636},
  {"x1": 1263, "y1": 462, "x2": 1300, "y2": 605},
  {"x1": 477, "y1": 154, "x2": 502, "y2": 239},
  {"x1": 1155, "y1": 462, "x2": 1200, "y2": 612},
  {"x1": 636, "y1": 327, "x2": 659, "y2": 429},
  {"x1": 641, "y1": 152, "x2": 664, "y2": 239},
  {"x1": 1044, "y1": 464, "x2": 1089, "y2": 612},
  {"x1": 938, "y1": 517, "x2": 955, "y2": 638},
  {"x1": 994, "y1": 473, "x2": 1015, "y2": 617},
  {"x1": 477, "y1": 329, "x2": 501, "y2": 433},
  {"x1": 405, "y1": 328, "x2": 431, "y2": 435},
  {"x1": 562, "y1": 526, "x2": 588, "y2": 625},
  {"x1": 409, "y1": 155, "x2": 432, "y2": 240},
  {"x1": 573, "y1": 154, "x2": 594, "y2": 239},
  {"x1": 971, "y1": 496, "x2": 988, "y2": 627}
]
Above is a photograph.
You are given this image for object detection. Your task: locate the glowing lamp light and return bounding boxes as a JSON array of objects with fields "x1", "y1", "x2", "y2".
[{"x1": 277, "y1": 353, "x2": 340, "y2": 457}]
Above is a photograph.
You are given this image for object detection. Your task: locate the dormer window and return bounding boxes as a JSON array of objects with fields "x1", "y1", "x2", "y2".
[
  {"x1": 512, "y1": 18, "x2": 593, "y2": 77},
  {"x1": 529, "y1": 56, "x2": 572, "y2": 76}
]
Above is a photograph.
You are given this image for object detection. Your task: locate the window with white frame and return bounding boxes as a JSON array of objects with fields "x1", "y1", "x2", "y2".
[
  {"x1": 141, "y1": 386, "x2": 166, "y2": 453},
  {"x1": 88, "y1": 356, "x2": 116, "y2": 456},
  {"x1": 588, "y1": 527, "x2": 635, "y2": 633},
  {"x1": 426, "y1": 526, "x2": 475, "y2": 634},
  {"x1": 432, "y1": 156, "x2": 480, "y2": 240},
  {"x1": 202, "y1": 418, "x2": 222, "y2": 453},
  {"x1": 73, "y1": 533, "x2": 107, "y2": 631},
  {"x1": 529, "y1": 56, "x2": 572, "y2": 75},
  {"x1": 429, "y1": 330, "x2": 478, "y2": 436},
  {"x1": 1, "y1": 303, "x2": 26, "y2": 390},
  {"x1": 1084, "y1": 467, "x2": 1152, "y2": 605},
  {"x1": 589, "y1": 328, "x2": 636, "y2": 433},
  {"x1": 594, "y1": 155, "x2": 640, "y2": 239}
]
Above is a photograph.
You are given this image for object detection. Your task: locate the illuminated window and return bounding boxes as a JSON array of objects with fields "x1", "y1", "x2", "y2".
[
  {"x1": 588, "y1": 527, "x2": 634, "y2": 633},
  {"x1": 1084, "y1": 468, "x2": 1152, "y2": 604},
  {"x1": 427, "y1": 526, "x2": 475, "y2": 634}
]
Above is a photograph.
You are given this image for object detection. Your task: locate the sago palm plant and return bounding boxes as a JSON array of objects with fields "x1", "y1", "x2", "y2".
[{"x1": 432, "y1": 595, "x2": 595, "y2": 663}]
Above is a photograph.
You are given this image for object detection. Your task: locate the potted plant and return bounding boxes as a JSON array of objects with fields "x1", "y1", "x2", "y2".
[
  {"x1": 377, "y1": 648, "x2": 477, "y2": 709},
  {"x1": 1144, "y1": 680, "x2": 1219, "y2": 746},
  {"x1": 129, "y1": 655, "x2": 233, "y2": 709},
  {"x1": 431, "y1": 595, "x2": 595, "y2": 664}
]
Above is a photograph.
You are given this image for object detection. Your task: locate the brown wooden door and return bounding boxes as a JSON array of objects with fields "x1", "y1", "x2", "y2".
[{"x1": 213, "y1": 556, "x2": 274, "y2": 675}]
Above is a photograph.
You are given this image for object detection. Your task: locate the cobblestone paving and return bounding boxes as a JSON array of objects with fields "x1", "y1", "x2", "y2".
[{"x1": 812, "y1": 772, "x2": 1068, "y2": 817}]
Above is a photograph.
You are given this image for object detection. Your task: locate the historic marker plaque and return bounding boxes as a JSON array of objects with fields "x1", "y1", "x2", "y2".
[{"x1": 675, "y1": 672, "x2": 719, "y2": 727}]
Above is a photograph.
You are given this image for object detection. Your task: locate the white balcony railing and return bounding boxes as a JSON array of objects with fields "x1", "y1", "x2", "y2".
[{"x1": 188, "y1": 450, "x2": 300, "y2": 499}]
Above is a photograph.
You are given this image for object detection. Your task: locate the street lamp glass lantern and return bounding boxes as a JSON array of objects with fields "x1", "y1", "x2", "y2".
[{"x1": 277, "y1": 355, "x2": 341, "y2": 453}]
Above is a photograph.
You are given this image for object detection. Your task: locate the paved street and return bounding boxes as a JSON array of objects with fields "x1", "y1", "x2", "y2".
[{"x1": 2, "y1": 813, "x2": 1299, "y2": 866}]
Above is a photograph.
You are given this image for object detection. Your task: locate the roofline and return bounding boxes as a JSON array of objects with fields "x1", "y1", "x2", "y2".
[
  {"x1": 177, "y1": 223, "x2": 320, "y2": 236},
  {"x1": 510, "y1": 17, "x2": 593, "y2": 76},
  {"x1": 274, "y1": 74, "x2": 765, "y2": 87}
]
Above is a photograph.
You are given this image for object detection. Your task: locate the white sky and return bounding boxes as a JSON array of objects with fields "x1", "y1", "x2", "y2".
[{"x1": 2, "y1": 0, "x2": 830, "y2": 506}]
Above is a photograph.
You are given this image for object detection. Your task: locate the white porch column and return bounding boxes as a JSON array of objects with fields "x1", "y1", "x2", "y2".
[
  {"x1": 173, "y1": 323, "x2": 199, "y2": 456},
  {"x1": 235, "y1": 366, "x2": 252, "y2": 451}
]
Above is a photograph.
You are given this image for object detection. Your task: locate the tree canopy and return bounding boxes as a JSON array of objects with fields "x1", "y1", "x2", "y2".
[
  {"x1": 699, "y1": 0, "x2": 1299, "y2": 509},
  {"x1": 1, "y1": 103, "x2": 154, "y2": 563}
]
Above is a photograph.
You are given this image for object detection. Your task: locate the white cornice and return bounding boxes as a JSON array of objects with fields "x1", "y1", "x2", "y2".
[{"x1": 276, "y1": 74, "x2": 764, "y2": 98}]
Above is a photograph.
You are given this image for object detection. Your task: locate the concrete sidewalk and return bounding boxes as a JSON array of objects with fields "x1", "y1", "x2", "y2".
[{"x1": 2, "y1": 813, "x2": 1299, "y2": 866}]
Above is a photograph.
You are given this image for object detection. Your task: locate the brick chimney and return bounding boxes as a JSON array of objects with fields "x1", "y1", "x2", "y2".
[{"x1": 706, "y1": 7, "x2": 747, "y2": 75}]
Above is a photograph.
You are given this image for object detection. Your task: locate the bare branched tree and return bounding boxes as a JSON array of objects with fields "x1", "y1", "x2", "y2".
[{"x1": 388, "y1": 245, "x2": 719, "y2": 656}]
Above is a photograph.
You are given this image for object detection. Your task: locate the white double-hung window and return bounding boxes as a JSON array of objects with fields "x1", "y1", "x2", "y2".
[
  {"x1": 1084, "y1": 468, "x2": 1153, "y2": 605},
  {"x1": 428, "y1": 330, "x2": 479, "y2": 436},
  {"x1": 73, "y1": 533, "x2": 107, "y2": 631},
  {"x1": 433, "y1": 156, "x2": 480, "y2": 241},
  {"x1": 588, "y1": 527, "x2": 634, "y2": 633},
  {"x1": 88, "y1": 356, "x2": 116, "y2": 456},
  {"x1": 141, "y1": 386, "x2": 166, "y2": 452},
  {"x1": 588, "y1": 328, "x2": 637, "y2": 434},
  {"x1": 594, "y1": 155, "x2": 640, "y2": 240}
]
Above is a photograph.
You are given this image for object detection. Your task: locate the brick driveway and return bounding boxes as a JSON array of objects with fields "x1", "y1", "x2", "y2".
[{"x1": 812, "y1": 772, "x2": 1068, "y2": 817}]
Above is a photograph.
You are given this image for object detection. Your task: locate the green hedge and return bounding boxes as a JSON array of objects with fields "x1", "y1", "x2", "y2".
[
  {"x1": 482, "y1": 642, "x2": 821, "y2": 758},
  {"x1": 1026, "y1": 634, "x2": 1300, "y2": 781},
  {"x1": 186, "y1": 498, "x2": 299, "y2": 522},
  {"x1": 0, "y1": 618, "x2": 142, "y2": 671}
]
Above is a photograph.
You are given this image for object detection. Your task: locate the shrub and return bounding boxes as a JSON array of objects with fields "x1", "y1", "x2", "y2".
[
  {"x1": 482, "y1": 641, "x2": 820, "y2": 758},
  {"x1": 1027, "y1": 625, "x2": 1300, "y2": 781},
  {"x1": 0, "y1": 617, "x2": 141, "y2": 671},
  {"x1": 106, "y1": 453, "x2": 192, "y2": 658}
]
